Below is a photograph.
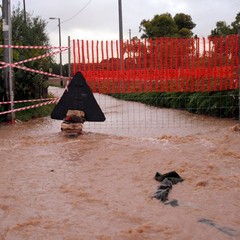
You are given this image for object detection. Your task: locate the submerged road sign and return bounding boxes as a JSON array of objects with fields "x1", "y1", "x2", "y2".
[{"x1": 51, "y1": 72, "x2": 106, "y2": 122}]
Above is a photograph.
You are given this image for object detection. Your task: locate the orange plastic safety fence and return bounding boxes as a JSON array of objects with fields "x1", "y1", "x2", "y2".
[{"x1": 72, "y1": 35, "x2": 239, "y2": 93}]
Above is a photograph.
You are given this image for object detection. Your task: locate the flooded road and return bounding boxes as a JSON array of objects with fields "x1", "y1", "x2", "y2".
[{"x1": 0, "y1": 87, "x2": 239, "y2": 240}]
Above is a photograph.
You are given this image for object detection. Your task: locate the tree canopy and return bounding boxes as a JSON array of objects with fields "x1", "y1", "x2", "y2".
[
  {"x1": 210, "y1": 12, "x2": 240, "y2": 36},
  {"x1": 139, "y1": 12, "x2": 196, "y2": 38}
]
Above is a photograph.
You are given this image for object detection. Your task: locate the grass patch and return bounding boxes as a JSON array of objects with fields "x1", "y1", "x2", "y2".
[
  {"x1": 0, "y1": 93, "x2": 56, "y2": 122},
  {"x1": 111, "y1": 90, "x2": 239, "y2": 119},
  {"x1": 15, "y1": 101, "x2": 55, "y2": 121}
]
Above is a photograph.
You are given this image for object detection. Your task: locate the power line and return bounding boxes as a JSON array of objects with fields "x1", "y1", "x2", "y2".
[
  {"x1": 48, "y1": 0, "x2": 93, "y2": 34},
  {"x1": 61, "y1": 0, "x2": 94, "y2": 25},
  {"x1": 48, "y1": 25, "x2": 58, "y2": 35}
]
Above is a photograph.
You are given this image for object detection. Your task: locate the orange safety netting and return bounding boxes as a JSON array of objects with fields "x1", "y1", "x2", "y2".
[{"x1": 72, "y1": 35, "x2": 239, "y2": 93}]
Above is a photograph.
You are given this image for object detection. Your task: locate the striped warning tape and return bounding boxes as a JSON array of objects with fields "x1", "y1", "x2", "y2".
[
  {"x1": 0, "y1": 48, "x2": 68, "y2": 70},
  {"x1": 0, "y1": 44, "x2": 70, "y2": 78},
  {"x1": 0, "y1": 44, "x2": 67, "y2": 116},
  {"x1": 14, "y1": 64, "x2": 69, "y2": 79},
  {"x1": 0, "y1": 60, "x2": 68, "y2": 79},
  {"x1": 0, "y1": 98, "x2": 58, "y2": 105},
  {"x1": 0, "y1": 45, "x2": 69, "y2": 50},
  {"x1": 0, "y1": 99, "x2": 58, "y2": 116}
]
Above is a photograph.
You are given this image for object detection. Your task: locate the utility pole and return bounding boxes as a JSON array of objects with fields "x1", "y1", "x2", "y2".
[
  {"x1": 23, "y1": 0, "x2": 26, "y2": 23},
  {"x1": 58, "y1": 18, "x2": 63, "y2": 86},
  {"x1": 118, "y1": 0, "x2": 123, "y2": 70},
  {"x1": 49, "y1": 17, "x2": 63, "y2": 86},
  {"x1": 2, "y1": 0, "x2": 14, "y2": 122},
  {"x1": 129, "y1": 29, "x2": 131, "y2": 42}
]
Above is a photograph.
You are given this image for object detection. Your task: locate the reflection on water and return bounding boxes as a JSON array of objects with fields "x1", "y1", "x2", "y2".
[{"x1": 0, "y1": 87, "x2": 239, "y2": 239}]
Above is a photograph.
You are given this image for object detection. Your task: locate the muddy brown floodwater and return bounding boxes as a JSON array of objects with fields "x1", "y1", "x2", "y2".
[{"x1": 0, "y1": 86, "x2": 239, "y2": 240}]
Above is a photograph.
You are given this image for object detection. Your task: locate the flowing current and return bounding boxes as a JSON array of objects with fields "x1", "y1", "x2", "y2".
[{"x1": 0, "y1": 87, "x2": 239, "y2": 240}]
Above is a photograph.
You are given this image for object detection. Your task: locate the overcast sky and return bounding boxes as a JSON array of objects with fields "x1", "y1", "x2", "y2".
[{"x1": 11, "y1": 0, "x2": 239, "y2": 62}]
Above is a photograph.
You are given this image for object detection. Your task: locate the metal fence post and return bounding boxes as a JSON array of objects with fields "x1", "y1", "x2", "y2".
[{"x1": 68, "y1": 36, "x2": 71, "y2": 80}]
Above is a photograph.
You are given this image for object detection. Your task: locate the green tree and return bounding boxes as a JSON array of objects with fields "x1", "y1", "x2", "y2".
[
  {"x1": 139, "y1": 12, "x2": 196, "y2": 38},
  {"x1": 174, "y1": 13, "x2": 196, "y2": 37},
  {"x1": 210, "y1": 12, "x2": 240, "y2": 36},
  {"x1": 138, "y1": 13, "x2": 196, "y2": 70},
  {"x1": 174, "y1": 13, "x2": 196, "y2": 31},
  {"x1": 0, "y1": 5, "x2": 53, "y2": 101},
  {"x1": 139, "y1": 13, "x2": 178, "y2": 38},
  {"x1": 210, "y1": 21, "x2": 232, "y2": 36},
  {"x1": 209, "y1": 12, "x2": 239, "y2": 67},
  {"x1": 231, "y1": 12, "x2": 240, "y2": 33}
]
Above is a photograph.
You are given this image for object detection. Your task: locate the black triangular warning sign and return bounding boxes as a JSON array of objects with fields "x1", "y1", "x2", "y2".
[{"x1": 51, "y1": 72, "x2": 106, "y2": 122}]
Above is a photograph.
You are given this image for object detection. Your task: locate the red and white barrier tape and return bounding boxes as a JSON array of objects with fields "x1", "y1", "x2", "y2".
[
  {"x1": 0, "y1": 97, "x2": 58, "y2": 105},
  {"x1": 0, "y1": 44, "x2": 69, "y2": 79},
  {"x1": 0, "y1": 45, "x2": 69, "y2": 50},
  {"x1": 0, "y1": 49, "x2": 68, "y2": 70},
  {"x1": 0, "y1": 99, "x2": 58, "y2": 116},
  {"x1": 0, "y1": 61, "x2": 68, "y2": 79},
  {"x1": 0, "y1": 43, "x2": 68, "y2": 116}
]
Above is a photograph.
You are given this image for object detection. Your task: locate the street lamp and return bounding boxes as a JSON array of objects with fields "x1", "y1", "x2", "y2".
[{"x1": 49, "y1": 17, "x2": 63, "y2": 86}]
